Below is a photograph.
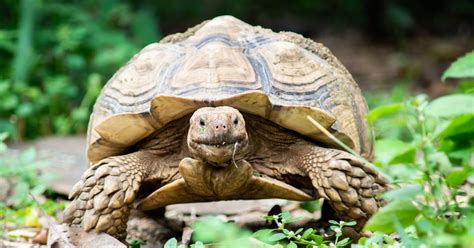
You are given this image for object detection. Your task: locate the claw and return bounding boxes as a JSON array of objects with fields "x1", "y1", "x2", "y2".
[
  {"x1": 96, "y1": 214, "x2": 113, "y2": 232},
  {"x1": 83, "y1": 209, "x2": 99, "y2": 231},
  {"x1": 361, "y1": 198, "x2": 377, "y2": 215},
  {"x1": 330, "y1": 170, "x2": 349, "y2": 190},
  {"x1": 329, "y1": 159, "x2": 351, "y2": 171},
  {"x1": 103, "y1": 176, "x2": 121, "y2": 195},
  {"x1": 93, "y1": 192, "x2": 110, "y2": 211},
  {"x1": 63, "y1": 204, "x2": 76, "y2": 223},
  {"x1": 108, "y1": 191, "x2": 125, "y2": 209},
  {"x1": 338, "y1": 188, "x2": 358, "y2": 205},
  {"x1": 124, "y1": 188, "x2": 135, "y2": 204},
  {"x1": 69, "y1": 181, "x2": 84, "y2": 199},
  {"x1": 95, "y1": 165, "x2": 111, "y2": 179}
]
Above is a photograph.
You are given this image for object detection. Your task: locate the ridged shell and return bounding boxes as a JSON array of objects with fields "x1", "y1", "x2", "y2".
[{"x1": 87, "y1": 15, "x2": 372, "y2": 163}]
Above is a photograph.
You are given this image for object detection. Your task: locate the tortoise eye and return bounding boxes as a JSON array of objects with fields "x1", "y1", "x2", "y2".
[
  {"x1": 199, "y1": 119, "x2": 205, "y2": 126},
  {"x1": 233, "y1": 118, "x2": 239, "y2": 125}
]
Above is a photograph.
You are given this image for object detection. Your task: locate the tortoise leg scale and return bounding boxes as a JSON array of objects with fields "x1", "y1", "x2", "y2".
[
  {"x1": 299, "y1": 146, "x2": 390, "y2": 231},
  {"x1": 63, "y1": 151, "x2": 153, "y2": 241}
]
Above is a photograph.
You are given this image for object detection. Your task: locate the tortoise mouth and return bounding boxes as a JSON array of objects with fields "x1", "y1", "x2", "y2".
[
  {"x1": 194, "y1": 138, "x2": 241, "y2": 147},
  {"x1": 194, "y1": 141, "x2": 246, "y2": 166},
  {"x1": 192, "y1": 134, "x2": 246, "y2": 146},
  {"x1": 188, "y1": 136, "x2": 249, "y2": 166},
  {"x1": 201, "y1": 142, "x2": 236, "y2": 149}
]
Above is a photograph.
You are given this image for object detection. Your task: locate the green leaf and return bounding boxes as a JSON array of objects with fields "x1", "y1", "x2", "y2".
[
  {"x1": 268, "y1": 233, "x2": 287, "y2": 242},
  {"x1": 299, "y1": 200, "x2": 321, "y2": 213},
  {"x1": 428, "y1": 152, "x2": 452, "y2": 174},
  {"x1": 281, "y1": 211, "x2": 291, "y2": 221},
  {"x1": 301, "y1": 228, "x2": 314, "y2": 239},
  {"x1": 310, "y1": 234, "x2": 323, "y2": 244},
  {"x1": 445, "y1": 168, "x2": 468, "y2": 187},
  {"x1": 436, "y1": 114, "x2": 474, "y2": 138},
  {"x1": 285, "y1": 216, "x2": 303, "y2": 223},
  {"x1": 383, "y1": 185, "x2": 423, "y2": 201},
  {"x1": 164, "y1": 238, "x2": 178, "y2": 248},
  {"x1": 364, "y1": 199, "x2": 420, "y2": 233},
  {"x1": 368, "y1": 103, "x2": 404, "y2": 123},
  {"x1": 287, "y1": 241, "x2": 297, "y2": 248},
  {"x1": 328, "y1": 220, "x2": 339, "y2": 225},
  {"x1": 375, "y1": 139, "x2": 416, "y2": 165},
  {"x1": 337, "y1": 237, "x2": 351, "y2": 247},
  {"x1": 442, "y1": 51, "x2": 474, "y2": 80},
  {"x1": 425, "y1": 94, "x2": 474, "y2": 118},
  {"x1": 128, "y1": 240, "x2": 141, "y2": 248},
  {"x1": 343, "y1": 221, "x2": 357, "y2": 227},
  {"x1": 253, "y1": 229, "x2": 274, "y2": 238},
  {"x1": 447, "y1": 147, "x2": 474, "y2": 161},
  {"x1": 191, "y1": 241, "x2": 204, "y2": 248}
]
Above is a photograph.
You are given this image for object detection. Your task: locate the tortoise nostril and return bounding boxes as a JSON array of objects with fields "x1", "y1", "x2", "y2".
[{"x1": 214, "y1": 124, "x2": 227, "y2": 130}]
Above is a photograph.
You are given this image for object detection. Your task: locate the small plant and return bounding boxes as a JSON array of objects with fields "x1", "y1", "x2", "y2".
[
  {"x1": 0, "y1": 132, "x2": 64, "y2": 236},
  {"x1": 255, "y1": 212, "x2": 355, "y2": 247},
  {"x1": 163, "y1": 212, "x2": 358, "y2": 248}
]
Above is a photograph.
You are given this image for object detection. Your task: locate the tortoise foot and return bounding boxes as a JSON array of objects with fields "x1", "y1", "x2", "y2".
[
  {"x1": 303, "y1": 147, "x2": 389, "y2": 231},
  {"x1": 63, "y1": 156, "x2": 143, "y2": 240}
]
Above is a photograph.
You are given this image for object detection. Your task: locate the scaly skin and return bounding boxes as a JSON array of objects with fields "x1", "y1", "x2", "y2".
[
  {"x1": 63, "y1": 152, "x2": 156, "y2": 241},
  {"x1": 298, "y1": 146, "x2": 388, "y2": 231}
]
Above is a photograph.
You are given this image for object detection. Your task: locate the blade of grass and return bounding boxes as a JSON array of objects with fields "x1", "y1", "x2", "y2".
[{"x1": 306, "y1": 116, "x2": 388, "y2": 177}]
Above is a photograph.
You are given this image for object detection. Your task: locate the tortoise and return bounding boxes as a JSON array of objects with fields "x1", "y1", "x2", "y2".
[{"x1": 63, "y1": 15, "x2": 388, "y2": 241}]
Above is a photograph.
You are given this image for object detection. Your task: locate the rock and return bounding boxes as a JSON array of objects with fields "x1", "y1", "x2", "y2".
[
  {"x1": 47, "y1": 222, "x2": 126, "y2": 248},
  {"x1": 32, "y1": 229, "x2": 48, "y2": 245}
]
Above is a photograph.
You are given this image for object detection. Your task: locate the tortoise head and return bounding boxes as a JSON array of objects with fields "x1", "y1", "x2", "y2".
[{"x1": 187, "y1": 106, "x2": 249, "y2": 166}]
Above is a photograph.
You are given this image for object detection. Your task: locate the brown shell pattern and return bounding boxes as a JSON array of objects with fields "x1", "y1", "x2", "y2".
[{"x1": 88, "y1": 16, "x2": 372, "y2": 163}]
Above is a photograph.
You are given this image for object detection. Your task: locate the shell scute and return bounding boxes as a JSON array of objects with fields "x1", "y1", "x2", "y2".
[{"x1": 87, "y1": 15, "x2": 372, "y2": 163}]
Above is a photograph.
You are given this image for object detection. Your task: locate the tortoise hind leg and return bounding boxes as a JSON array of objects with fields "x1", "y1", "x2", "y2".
[
  {"x1": 63, "y1": 151, "x2": 156, "y2": 241},
  {"x1": 298, "y1": 146, "x2": 389, "y2": 232}
]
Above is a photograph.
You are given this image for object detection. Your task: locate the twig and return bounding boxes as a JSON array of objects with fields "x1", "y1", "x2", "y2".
[
  {"x1": 306, "y1": 116, "x2": 370, "y2": 164},
  {"x1": 306, "y1": 116, "x2": 388, "y2": 178},
  {"x1": 232, "y1": 142, "x2": 239, "y2": 168}
]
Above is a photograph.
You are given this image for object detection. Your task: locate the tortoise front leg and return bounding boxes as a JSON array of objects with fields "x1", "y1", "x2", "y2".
[
  {"x1": 299, "y1": 146, "x2": 389, "y2": 231},
  {"x1": 63, "y1": 151, "x2": 157, "y2": 241}
]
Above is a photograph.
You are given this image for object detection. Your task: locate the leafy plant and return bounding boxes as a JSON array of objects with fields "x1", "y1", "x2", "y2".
[
  {"x1": 358, "y1": 51, "x2": 474, "y2": 247},
  {"x1": 162, "y1": 212, "x2": 358, "y2": 248},
  {"x1": 0, "y1": 132, "x2": 64, "y2": 235},
  {"x1": 442, "y1": 51, "x2": 474, "y2": 80},
  {"x1": 1, "y1": 0, "x2": 161, "y2": 140},
  {"x1": 256, "y1": 212, "x2": 355, "y2": 247}
]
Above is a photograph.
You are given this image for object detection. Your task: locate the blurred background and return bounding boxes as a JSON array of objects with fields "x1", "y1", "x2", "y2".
[{"x1": 1, "y1": 0, "x2": 473, "y2": 141}]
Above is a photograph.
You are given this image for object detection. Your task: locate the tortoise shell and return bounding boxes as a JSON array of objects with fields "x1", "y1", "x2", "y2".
[{"x1": 87, "y1": 15, "x2": 372, "y2": 164}]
